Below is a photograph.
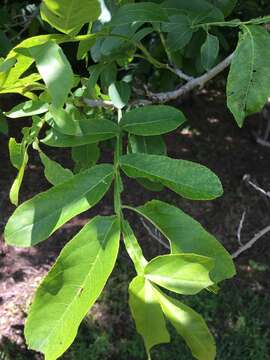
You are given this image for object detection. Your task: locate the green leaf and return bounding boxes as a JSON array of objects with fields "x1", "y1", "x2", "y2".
[
  {"x1": 162, "y1": 15, "x2": 193, "y2": 52},
  {"x1": 9, "y1": 151, "x2": 29, "y2": 206},
  {"x1": 39, "y1": 151, "x2": 74, "y2": 186},
  {"x1": 25, "y1": 215, "x2": 120, "y2": 360},
  {"x1": 120, "y1": 154, "x2": 223, "y2": 200},
  {"x1": 129, "y1": 276, "x2": 170, "y2": 358},
  {"x1": 72, "y1": 143, "x2": 100, "y2": 173},
  {"x1": 201, "y1": 33, "x2": 219, "y2": 71},
  {"x1": 42, "y1": 116, "x2": 118, "y2": 147},
  {"x1": 127, "y1": 135, "x2": 166, "y2": 192},
  {"x1": 130, "y1": 200, "x2": 235, "y2": 283},
  {"x1": 111, "y1": 3, "x2": 168, "y2": 26},
  {"x1": 41, "y1": 0, "x2": 101, "y2": 35},
  {"x1": 227, "y1": 25, "x2": 270, "y2": 127},
  {"x1": 145, "y1": 254, "x2": 214, "y2": 295},
  {"x1": 9, "y1": 138, "x2": 24, "y2": 170},
  {"x1": 121, "y1": 105, "x2": 186, "y2": 136},
  {"x1": 4, "y1": 164, "x2": 114, "y2": 247},
  {"x1": 28, "y1": 41, "x2": 74, "y2": 109},
  {"x1": 128, "y1": 134, "x2": 166, "y2": 156},
  {"x1": 108, "y1": 81, "x2": 131, "y2": 109},
  {"x1": 162, "y1": 0, "x2": 224, "y2": 24},
  {"x1": 5, "y1": 100, "x2": 49, "y2": 118},
  {"x1": 122, "y1": 220, "x2": 147, "y2": 275},
  {"x1": 209, "y1": 0, "x2": 237, "y2": 17},
  {"x1": 153, "y1": 288, "x2": 216, "y2": 360}
]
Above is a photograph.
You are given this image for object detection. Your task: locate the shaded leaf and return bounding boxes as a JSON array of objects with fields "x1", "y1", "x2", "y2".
[
  {"x1": 227, "y1": 25, "x2": 270, "y2": 127},
  {"x1": 72, "y1": 143, "x2": 100, "y2": 173},
  {"x1": 39, "y1": 151, "x2": 74, "y2": 186},
  {"x1": 201, "y1": 33, "x2": 219, "y2": 70}
]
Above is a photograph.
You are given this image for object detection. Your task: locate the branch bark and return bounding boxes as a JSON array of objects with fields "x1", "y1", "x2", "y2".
[
  {"x1": 149, "y1": 53, "x2": 234, "y2": 103},
  {"x1": 232, "y1": 225, "x2": 270, "y2": 259}
]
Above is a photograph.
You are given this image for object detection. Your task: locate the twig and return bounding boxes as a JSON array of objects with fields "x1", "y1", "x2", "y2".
[
  {"x1": 82, "y1": 97, "x2": 152, "y2": 108},
  {"x1": 149, "y1": 53, "x2": 234, "y2": 103},
  {"x1": 237, "y1": 210, "x2": 246, "y2": 246},
  {"x1": 173, "y1": 67, "x2": 194, "y2": 82},
  {"x1": 140, "y1": 218, "x2": 170, "y2": 250},
  {"x1": 82, "y1": 98, "x2": 114, "y2": 108},
  {"x1": 243, "y1": 174, "x2": 270, "y2": 199},
  {"x1": 232, "y1": 224, "x2": 270, "y2": 258},
  {"x1": 11, "y1": 6, "x2": 40, "y2": 41}
]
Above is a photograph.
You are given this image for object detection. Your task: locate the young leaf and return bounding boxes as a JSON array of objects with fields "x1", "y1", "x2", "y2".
[
  {"x1": 129, "y1": 276, "x2": 170, "y2": 358},
  {"x1": 41, "y1": 0, "x2": 101, "y2": 35},
  {"x1": 5, "y1": 164, "x2": 114, "y2": 247},
  {"x1": 72, "y1": 143, "x2": 100, "y2": 173},
  {"x1": 161, "y1": 15, "x2": 193, "y2": 52},
  {"x1": 122, "y1": 220, "x2": 147, "y2": 275},
  {"x1": 145, "y1": 254, "x2": 214, "y2": 294},
  {"x1": 9, "y1": 151, "x2": 29, "y2": 206},
  {"x1": 120, "y1": 154, "x2": 223, "y2": 200},
  {"x1": 108, "y1": 81, "x2": 131, "y2": 109},
  {"x1": 39, "y1": 151, "x2": 74, "y2": 186},
  {"x1": 201, "y1": 33, "x2": 219, "y2": 71},
  {"x1": 153, "y1": 287, "x2": 216, "y2": 360},
  {"x1": 9, "y1": 138, "x2": 24, "y2": 170},
  {"x1": 5, "y1": 100, "x2": 49, "y2": 118},
  {"x1": 129, "y1": 200, "x2": 235, "y2": 283},
  {"x1": 28, "y1": 41, "x2": 74, "y2": 109},
  {"x1": 121, "y1": 105, "x2": 186, "y2": 136},
  {"x1": 25, "y1": 215, "x2": 120, "y2": 360},
  {"x1": 227, "y1": 25, "x2": 270, "y2": 127}
]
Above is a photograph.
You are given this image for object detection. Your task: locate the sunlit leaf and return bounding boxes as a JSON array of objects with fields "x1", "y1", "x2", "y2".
[{"x1": 25, "y1": 215, "x2": 120, "y2": 359}]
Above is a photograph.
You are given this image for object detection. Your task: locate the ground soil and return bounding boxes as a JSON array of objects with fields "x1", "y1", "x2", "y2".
[{"x1": 0, "y1": 90, "x2": 270, "y2": 357}]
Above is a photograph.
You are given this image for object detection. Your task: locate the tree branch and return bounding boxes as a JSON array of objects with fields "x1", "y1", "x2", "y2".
[
  {"x1": 149, "y1": 53, "x2": 234, "y2": 103},
  {"x1": 232, "y1": 224, "x2": 270, "y2": 259}
]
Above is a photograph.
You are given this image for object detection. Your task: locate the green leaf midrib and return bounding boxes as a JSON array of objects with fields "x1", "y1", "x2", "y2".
[
  {"x1": 120, "y1": 159, "x2": 214, "y2": 197},
  {"x1": 33, "y1": 218, "x2": 116, "y2": 352}
]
